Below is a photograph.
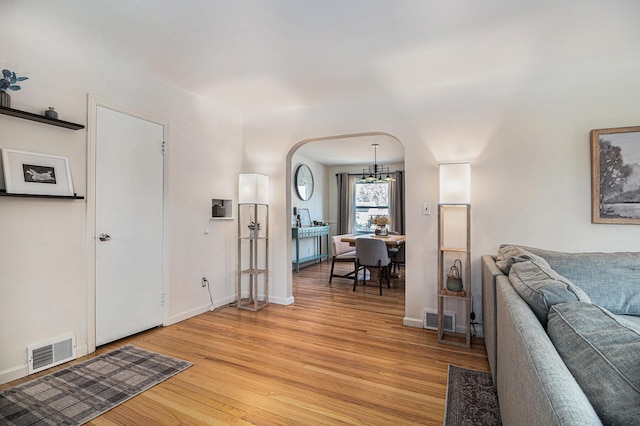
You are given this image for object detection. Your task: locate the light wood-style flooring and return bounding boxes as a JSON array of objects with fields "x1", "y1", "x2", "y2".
[{"x1": 4, "y1": 261, "x2": 489, "y2": 425}]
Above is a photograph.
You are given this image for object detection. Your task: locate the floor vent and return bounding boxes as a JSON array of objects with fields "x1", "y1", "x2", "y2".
[
  {"x1": 423, "y1": 309, "x2": 455, "y2": 332},
  {"x1": 27, "y1": 333, "x2": 76, "y2": 374}
]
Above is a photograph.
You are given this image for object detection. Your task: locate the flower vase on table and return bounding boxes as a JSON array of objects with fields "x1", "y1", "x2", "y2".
[
  {"x1": 369, "y1": 215, "x2": 391, "y2": 236},
  {"x1": 375, "y1": 225, "x2": 388, "y2": 236}
]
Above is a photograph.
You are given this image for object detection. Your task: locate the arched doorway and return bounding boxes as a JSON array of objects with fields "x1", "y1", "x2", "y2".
[{"x1": 286, "y1": 132, "x2": 406, "y2": 304}]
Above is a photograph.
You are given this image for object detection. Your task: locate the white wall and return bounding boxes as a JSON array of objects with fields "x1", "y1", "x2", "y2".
[
  {"x1": 244, "y1": 86, "x2": 640, "y2": 335},
  {"x1": 0, "y1": 4, "x2": 243, "y2": 383}
]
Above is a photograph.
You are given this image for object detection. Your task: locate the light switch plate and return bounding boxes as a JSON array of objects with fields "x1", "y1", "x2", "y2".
[{"x1": 422, "y1": 203, "x2": 431, "y2": 215}]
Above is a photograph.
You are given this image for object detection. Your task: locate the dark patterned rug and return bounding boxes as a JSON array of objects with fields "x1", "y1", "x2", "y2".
[
  {"x1": 444, "y1": 364, "x2": 502, "y2": 425},
  {"x1": 0, "y1": 344, "x2": 191, "y2": 425}
]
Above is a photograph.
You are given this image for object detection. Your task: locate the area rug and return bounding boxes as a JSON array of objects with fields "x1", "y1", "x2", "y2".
[
  {"x1": 444, "y1": 364, "x2": 502, "y2": 426},
  {"x1": 0, "y1": 344, "x2": 192, "y2": 425}
]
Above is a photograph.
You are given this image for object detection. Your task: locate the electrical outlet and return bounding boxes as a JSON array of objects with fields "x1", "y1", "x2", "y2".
[
  {"x1": 422, "y1": 202, "x2": 432, "y2": 215},
  {"x1": 201, "y1": 277, "x2": 208, "y2": 287}
]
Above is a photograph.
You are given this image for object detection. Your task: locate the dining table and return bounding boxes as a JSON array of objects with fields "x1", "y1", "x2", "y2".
[{"x1": 340, "y1": 234, "x2": 406, "y2": 247}]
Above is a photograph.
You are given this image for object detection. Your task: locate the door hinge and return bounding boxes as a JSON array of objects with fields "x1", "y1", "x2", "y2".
[
  {"x1": 162, "y1": 140, "x2": 166, "y2": 155},
  {"x1": 161, "y1": 292, "x2": 165, "y2": 306}
]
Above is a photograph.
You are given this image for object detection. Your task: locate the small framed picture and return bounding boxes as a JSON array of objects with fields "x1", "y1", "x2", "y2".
[
  {"x1": 298, "y1": 208, "x2": 312, "y2": 227},
  {"x1": 1, "y1": 149, "x2": 74, "y2": 196},
  {"x1": 591, "y1": 126, "x2": 640, "y2": 224}
]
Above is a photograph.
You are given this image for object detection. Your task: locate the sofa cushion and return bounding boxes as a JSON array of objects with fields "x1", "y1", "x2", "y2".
[
  {"x1": 515, "y1": 246, "x2": 640, "y2": 316},
  {"x1": 619, "y1": 314, "x2": 640, "y2": 328},
  {"x1": 496, "y1": 245, "x2": 551, "y2": 275},
  {"x1": 547, "y1": 302, "x2": 640, "y2": 425},
  {"x1": 508, "y1": 260, "x2": 591, "y2": 327}
]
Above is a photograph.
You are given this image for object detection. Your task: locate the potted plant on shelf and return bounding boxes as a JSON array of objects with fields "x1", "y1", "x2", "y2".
[
  {"x1": 369, "y1": 215, "x2": 391, "y2": 236},
  {"x1": 0, "y1": 69, "x2": 28, "y2": 108},
  {"x1": 248, "y1": 221, "x2": 262, "y2": 238}
]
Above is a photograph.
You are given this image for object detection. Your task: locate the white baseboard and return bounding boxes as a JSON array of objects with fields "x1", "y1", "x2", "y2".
[
  {"x1": 403, "y1": 316, "x2": 423, "y2": 328},
  {"x1": 269, "y1": 295, "x2": 295, "y2": 305},
  {"x1": 169, "y1": 295, "x2": 236, "y2": 325},
  {"x1": 0, "y1": 364, "x2": 27, "y2": 385}
]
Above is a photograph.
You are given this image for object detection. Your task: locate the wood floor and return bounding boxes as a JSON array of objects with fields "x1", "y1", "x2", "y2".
[{"x1": 4, "y1": 261, "x2": 489, "y2": 425}]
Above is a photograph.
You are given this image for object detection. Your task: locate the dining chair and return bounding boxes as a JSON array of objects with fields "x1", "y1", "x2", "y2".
[
  {"x1": 354, "y1": 238, "x2": 391, "y2": 295},
  {"x1": 329, "y1": 234, "x2": 357, "y2": 283},
  {"x1": 390, "y1": 242, "x2": 405, "y2": 274}
]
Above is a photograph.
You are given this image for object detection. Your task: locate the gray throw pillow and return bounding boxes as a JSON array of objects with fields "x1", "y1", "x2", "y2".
[
  {"x1": 548, "y1": 302, "x2": 640, "y2": 425},
  {"x1": 508, "y1": 260, "x2": 591, "y2": 327},
  {"x1": 496, "y1": 245, "x2": 550, "y2": 275}
]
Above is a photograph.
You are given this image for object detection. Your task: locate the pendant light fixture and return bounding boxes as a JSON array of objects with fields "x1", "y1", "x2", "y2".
[{"x1": 358, "y1": 143, "x2": 396, "y2": 183}]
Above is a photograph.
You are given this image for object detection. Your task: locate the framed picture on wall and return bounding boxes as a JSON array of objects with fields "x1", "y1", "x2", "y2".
[
  {"x1": 298, "y1": 208, "x2": 312, "y2": 227},
  {"x1": 591, "y1": 126, "x2": 640, "y2": 224},
  {"x1": 1, "y1": 149, "x2": 74, "y2": 196}
]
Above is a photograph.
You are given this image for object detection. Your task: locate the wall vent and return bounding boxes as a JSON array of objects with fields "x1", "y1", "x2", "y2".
[
  {"x1": 27, "y1": 333, "x2": 76, "y2": 374},
  {"x1": 423, "y1": 309, "x2": 455, "y2": 332}
]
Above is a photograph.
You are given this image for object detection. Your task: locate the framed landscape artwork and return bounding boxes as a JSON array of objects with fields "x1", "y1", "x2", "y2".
[
  {"x1": 1, "y1": 149, "x2": 74, "y2": 196},
  {"x1": 591, "y1": 126, "x2": 640, "y2": 224}
]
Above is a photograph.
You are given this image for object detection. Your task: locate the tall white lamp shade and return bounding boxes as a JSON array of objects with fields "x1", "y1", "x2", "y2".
[
  {"x1": 439, "y1": 163, "x2": 471, "y2": 204},
  {"x1": 239, "y1": 173, "x2": 269, "y2": 205}
]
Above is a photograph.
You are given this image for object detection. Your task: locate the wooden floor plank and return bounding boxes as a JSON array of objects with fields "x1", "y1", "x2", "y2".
[{"x1": 4, "y1": 261, "x2": 489, "y2": 425}]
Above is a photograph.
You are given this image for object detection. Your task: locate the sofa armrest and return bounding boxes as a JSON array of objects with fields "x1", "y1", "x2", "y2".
[
  {"x1": 481, "y1": 255, "x2": 502, "y2": 384},
  {"x1": 496, "y1": 278, "x2": 602, "y2": 426}
]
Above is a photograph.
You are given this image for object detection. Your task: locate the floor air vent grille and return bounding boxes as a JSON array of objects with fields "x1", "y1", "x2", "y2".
[
  {"x1": 423, "y1": 310, "x2": 455, "y2": 332},
  {"x1": 27, "y1": 333, "x2": 76, "y2": 374}
]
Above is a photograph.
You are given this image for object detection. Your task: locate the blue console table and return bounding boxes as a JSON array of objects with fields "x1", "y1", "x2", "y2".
[{"x1": 292, "y1": 226, "x2": 329, "y2": 272}]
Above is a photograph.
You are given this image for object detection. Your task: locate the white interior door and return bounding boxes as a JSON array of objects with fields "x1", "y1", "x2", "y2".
[{"x1": 95, "y1": 106, "x2": 164, "y2": 346}]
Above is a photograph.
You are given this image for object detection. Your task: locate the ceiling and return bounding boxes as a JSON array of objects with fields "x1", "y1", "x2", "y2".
[
  {"x1": 295, "y1": 134, "x2": 404, "y2": 166},
  {"x1": 23, "y1": 0, "x2": 640, "y2": 119},
  {"x1": 17, "y1": 1, "x2": 639, "y2": 166}
]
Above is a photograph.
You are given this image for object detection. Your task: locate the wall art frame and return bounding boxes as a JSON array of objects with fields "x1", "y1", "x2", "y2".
[
  {"x1": 590, "y1": 126, "x2": 640, "y2": 224},
  {"x1": 1, "y1": 148, "x2": 74, "y2": 196}
]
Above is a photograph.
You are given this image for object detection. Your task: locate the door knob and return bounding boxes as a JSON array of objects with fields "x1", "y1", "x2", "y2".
[{"x1": 98, "y1": 233, "x2": 111, "y2": 242}]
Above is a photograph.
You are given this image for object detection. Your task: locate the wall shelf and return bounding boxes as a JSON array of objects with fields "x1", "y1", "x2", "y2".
[
  {"x1": 0, "y1": 106, "x2": 85, "y2": 130},
  {"x1": 211, "y1": 198, "x2": 232, "y2": 219},
  {"x1": 0, "y1": 189, "x2": 84, "y2": 199}
]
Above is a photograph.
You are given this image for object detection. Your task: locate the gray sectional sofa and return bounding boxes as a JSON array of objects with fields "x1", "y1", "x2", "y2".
[{"x1": 482, "y1": 245, "x2": 640, "y2": 425}]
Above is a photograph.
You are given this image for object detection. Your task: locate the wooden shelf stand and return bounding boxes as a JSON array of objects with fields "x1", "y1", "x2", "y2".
[
  {"x1": 437, "y1": 204, "x2": 472, "y2": 348},
  {"x1": 237, "y1": 203, "x2": 269, "y2": 311}
]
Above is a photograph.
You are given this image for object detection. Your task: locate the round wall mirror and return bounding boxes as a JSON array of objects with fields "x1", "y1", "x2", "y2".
[{"x1": 295, "y1": 164, "x2": 314, "y2": 201}]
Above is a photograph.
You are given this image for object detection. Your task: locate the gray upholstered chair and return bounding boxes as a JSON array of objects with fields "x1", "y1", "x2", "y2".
[
  {"x1": 329, "y1": 234, "x2": 357, "y2": 283},
  {"x1": 354, "y1": 238, "x2": 391, "y2": 295},
  {"x1": 389, "y1": 242, "x2": 405, "y2": 274}
]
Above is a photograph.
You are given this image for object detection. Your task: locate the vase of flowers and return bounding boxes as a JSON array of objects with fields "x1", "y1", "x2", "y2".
[
  {"x1": 248, "y1": 221, "x2": 261, "y2": 238},
  {"x1": 369, "y1": 215, "x2": 391, "y2": 236},
  {"x1": 0, "y1": 69, "x2": 28, "y2": 108}
]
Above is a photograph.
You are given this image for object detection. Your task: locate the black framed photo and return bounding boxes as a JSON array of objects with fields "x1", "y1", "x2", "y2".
[{"x1": 591, "y1": 126, "x2": 640, "y2": 224}]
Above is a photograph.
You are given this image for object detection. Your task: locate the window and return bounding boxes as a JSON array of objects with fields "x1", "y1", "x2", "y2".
[{"x1": 354, "y1": 181, "x2": 390, "y2": 233}]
